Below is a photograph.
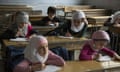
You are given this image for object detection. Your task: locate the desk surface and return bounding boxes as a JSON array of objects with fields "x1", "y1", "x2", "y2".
[
  {"x1": 109, "y1": 26, "x2": 120, "y2": 34},
  {"x1": 3, "y1": 36, "x2": 88, "y2": 50},
  {"x1": 58, "y1": 61, "x2": 120, "y2": 72}
]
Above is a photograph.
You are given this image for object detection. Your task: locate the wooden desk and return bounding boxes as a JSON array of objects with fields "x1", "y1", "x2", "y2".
[
  {"x1": 109, "y1": 26, "x2": 120, "y2": 34},
  {"x1": 2, "y1": 36, "x2": 88, "y2": 50},
  {"x1": 55, "y1": 5, "x2": 91, "y2": 17},
  {"x1": 65, "y1": 9, "x2": 106, "y2": 17},
  {"x1": 64, "y1": 5, "x2": 92, "y2": 12},
  {"x1": 58, "y1": 61, "x2": 120, "y2": 72},
  {"x1": 87, "y1": 16, "x2": 110, "y2": 25},
  {"x1": 29, "y1": 15, "x2": 45, "y2": 21},
  {"x1": 47, "y1": 36, "x2": 88, "y2": 50},
  {"x1": 55, "y1": 5, "x2": 91, "y2": 12},
  {"x1": 33, "y1": 26, "x2": 56, "y2": 35}
]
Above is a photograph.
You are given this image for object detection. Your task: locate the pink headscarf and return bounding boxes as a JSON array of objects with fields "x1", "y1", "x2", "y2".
[
  {"x1": 92, "y1": 30, "x2": 110, "y2": 42},
  {"x1": 86, "y1": 30, "x2": 110, "y2": 51},
  {"x1": 24, "y1": 35, "x2": 48, "y2": 63}
]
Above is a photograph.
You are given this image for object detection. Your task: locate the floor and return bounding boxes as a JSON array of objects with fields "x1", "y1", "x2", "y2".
[{"x1": 0, "y1": 60, "x2": 4, "y2": 72}]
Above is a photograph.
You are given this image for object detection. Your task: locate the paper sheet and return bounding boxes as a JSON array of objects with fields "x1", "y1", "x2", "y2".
[
  {"x1": 10, "y1": 38, "x2": 27, "y2": 41},
  {"x1": 35, "y1": 65, "x2": 61, "y2": 72},
  {"x1": 97, "y1": 55, "x2": 112, "y2": 62},
  {"x1": 58, "y1": 36, "x2": 73, "y2": 39}
]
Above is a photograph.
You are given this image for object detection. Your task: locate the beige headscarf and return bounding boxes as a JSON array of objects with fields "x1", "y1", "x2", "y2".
[
  {"x1": 110, "y1": 11, "x2": 120, "y2": 23},
  {"x1": 24, "y1": 35, "x2": 48, "y2": 63},
  {"x1": 71, "y1": 10, "x2": 88, "y2": 32},
  {"x1": 15, "y1": 11, "x2": 31, "y2": 36}
]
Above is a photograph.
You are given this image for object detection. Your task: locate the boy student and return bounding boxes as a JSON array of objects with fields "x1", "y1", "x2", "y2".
[{"x1": 41, "y1": 6, "x2": 60, "y2": 27}]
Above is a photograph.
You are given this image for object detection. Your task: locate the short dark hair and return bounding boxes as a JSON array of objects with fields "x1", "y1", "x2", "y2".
[{"x1": 47, "y1": 6, "x2": 56, "y2": 14}]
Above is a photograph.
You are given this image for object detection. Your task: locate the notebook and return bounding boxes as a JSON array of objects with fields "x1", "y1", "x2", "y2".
[
  {"x1": 97, "y1": 55, "x2": 112, "y2": 62},
  {"x1": 58, "y1": 36, "x2": 73, "y2": 39},
  {"x1": 35, "y1": 65, "x2": 61, "y2": 72},
  {"x1": 10, "y1": 38, "x2": 27, "y2": 41}
]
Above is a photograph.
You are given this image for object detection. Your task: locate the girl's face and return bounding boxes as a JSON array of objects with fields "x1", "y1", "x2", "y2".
[
  {"x1": 37, "y1": 42, "x2": 48, "y2": 56},
  {"x1": 94, "y1": 40, "x2": 108, "y2": 50},
  {"x1": 115, "y1": 16, "x2": 120, "y2": 24},
  {"x1": 19, "y1": 23, "x2": 27, "y2": 28},
  {"x1": 73, "y1": 18, "x2": 84, "y2": 27}
]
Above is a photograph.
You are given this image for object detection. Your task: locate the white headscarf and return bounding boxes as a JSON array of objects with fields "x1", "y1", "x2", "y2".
[
  {"x1": 71, "y1": 10, "x2": 87, "y2": 32},
  {"x1": 110, "y1": 11, "x2": 120, "y2": 23},
  {"x1": 24, "y1": 35, "x2": 48, "y2": 63}
]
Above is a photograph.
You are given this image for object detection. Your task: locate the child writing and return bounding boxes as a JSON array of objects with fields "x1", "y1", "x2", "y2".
[
  {"x1": 104, "y1": 11, "x2": 120, "y2": 54},
  {"x1": 1, "y1": 11, "x2": 37, "y2": 39},
  {"x1": 13, "y1": 35, "x2": 65, "y2": 72},
  {"x1": 104, "y1": 11, "x2": 120, "y2": 27},
  {"x1": 45, "y1": 10, "x2": 88, "y2": 37},
  {"x1": 41, "y1": 6, "x2": 60, "y2": 27},
  {"x1": 79, "y1": 30, "x2": 120, "y2": 60}
]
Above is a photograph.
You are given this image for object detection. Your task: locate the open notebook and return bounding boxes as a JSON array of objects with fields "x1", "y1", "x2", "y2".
[
  {"x1": 57, "y1": 36, "x2": 73, "y2": 39},
  {"x1": 35, "y1": 65, "x2": 61, "y2": 72},
  {"x1": 97, "y1": 55, "x2": 112, "y2": 62},
  {"x1": 10, "y1": 38, "x2": 28, "y2": 41}
]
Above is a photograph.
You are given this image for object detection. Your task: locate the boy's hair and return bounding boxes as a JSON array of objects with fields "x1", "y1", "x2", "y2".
[{"x1": 47, "y1": 6, "x2": 56, "y2": 14}]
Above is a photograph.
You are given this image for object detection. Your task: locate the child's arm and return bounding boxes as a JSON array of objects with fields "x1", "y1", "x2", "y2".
[
  {"x1": 113, "y1": 53, "x2": 120, "y2": 60},
  {"x1": 101, "y1": 48, "x2": 120, "y2": 60},
  {"x1": 45, "y1": 51, "x2": 65, "y2": 66},
  {"x1": 79, "y1": 44, "x2": 94, "y2": 60}
]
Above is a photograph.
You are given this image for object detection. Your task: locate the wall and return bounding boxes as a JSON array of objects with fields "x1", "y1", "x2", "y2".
[
  {"x1": 83, "y1": 0, "x2": 120, "y2": 11},
  {"x1": 0, "y1": 0, "x2": 83, "y2": 15},
  {"x1": 0, "y1": 0, "x2": 119, "y2": 15}
]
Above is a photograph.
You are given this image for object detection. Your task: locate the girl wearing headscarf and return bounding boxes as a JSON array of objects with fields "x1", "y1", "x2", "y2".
[
  {"x1": 104, "y1": 11, "x2": 120, "y2": 26},
  {"x1": 1, "y1": 11, "x2": 37, "y2": 39},
  {"x1": 13, "y1": 35, "x2": 65, "y2": 72},
  {"x1": 79, "y1": 30, "x2": 120, "y2": 60},
  {"x1": 45, "y1": 10, "x2": 88, "y2": 37},
  {"x1": 104, "y1": 11, "x2": 120, "y2": 53}
]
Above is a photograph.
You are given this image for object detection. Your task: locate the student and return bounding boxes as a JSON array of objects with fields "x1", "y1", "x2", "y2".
[
  {"x1": 104, "y1": 11, "x2": 120, "y2": 27},
  {"x1": 45, "y1": 10, "x2": 88, "y2": 37},
  {"x1": 79, "y1": 30, "x2": 120, "y2": 60},
  {"x1": 41, "y1": 6, "x2": 60, "y2": 27},
  {"x1": 104, "y1": 11, "x2": 120, "y2": 53},
  {"x1": 1, "y1": 11, "x2": 37, "y2": 39},
  {"x1": 13, "y1": 35, "x2": 65, "y2": 72}
]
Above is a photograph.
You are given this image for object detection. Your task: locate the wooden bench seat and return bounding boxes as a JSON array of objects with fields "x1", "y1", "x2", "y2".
[
  {"x1": 0, "y1": 5, "x2": 32, "y2": 11},
  {"x1": 55, "y1": 5, "x2": 92, "y2": 16},
  {"x1": 56, "y1": 5, "x2": 92, "y2": 11},
  {"x1": 87, "y1": 16, "x2": 110, "y2": 25},
  {"x1": 65, "y1": 9, "x2": 107, "y2": 17},
  {"x1": 29, "y1": 15, "x2": 45, "y2": 21},
  {"x1": 33, "y1": 26, "x2": 57, "y2": 35}
]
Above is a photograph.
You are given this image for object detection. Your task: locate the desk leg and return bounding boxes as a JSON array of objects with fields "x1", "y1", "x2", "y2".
[{"x1": 68, "y1": 50, "x2": 74, "y2": 60}]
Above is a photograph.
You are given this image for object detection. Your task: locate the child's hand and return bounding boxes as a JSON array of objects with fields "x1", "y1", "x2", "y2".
[
  {"x1": 27, "y1": 34, "x2": 37, "y2": 40},
  {"x1": 65, "y1": 30, "x2": 72, "y2": 37},
  {"x1": 47, "y1": 21, "x2": 52, "y2": 25},
  {"x1": 31, "y1": 63, "x2": 46, "y2": 71},
  {"x1": 113, "y1": 53, "x2": 120, "y2": 60},
  {"x1": 113, "y1": 24, "x2": 120, "y2": 27},
  {"x1": 93, "y1": 53, "x2": 102, "y2": 60}
]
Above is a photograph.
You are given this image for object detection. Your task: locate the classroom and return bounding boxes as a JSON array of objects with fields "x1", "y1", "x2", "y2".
[{"x1": 0, "y1": 0, "x2": 120, "y2": 72}]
